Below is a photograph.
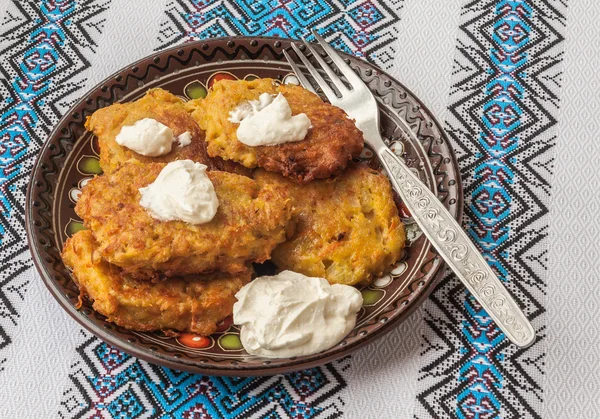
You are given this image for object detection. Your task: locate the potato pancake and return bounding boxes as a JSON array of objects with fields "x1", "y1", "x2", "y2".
[
  {"x1": 255, "y1": 164, "x2": 405, "y2": 286},
  {"x1": 85, "y1": 88, "x2": 250, "y2": 176},
  {"x1": 76, "y1": 162, "x2": 294, "y2": 279},
  {"x1": 186, "y1": 78, "x2": 364, "y2": 183},
  {"x1": 62, "y1": 230, "x2": 250, "y2": 335}
]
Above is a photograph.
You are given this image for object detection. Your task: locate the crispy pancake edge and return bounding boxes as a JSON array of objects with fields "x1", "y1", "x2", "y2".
[
  {"x1": 256, "y1": 164, "x2": 406, "y2": 286},
  {"x1": 75, "y1": 162, "x2": 294, "y2": 279},
  {"x1": 187, "y1": 78, "x2": 364, "y2": 183},
  {"x1": 85, "y1": 88, "x2": 252, "y2": 177},
  {"x1": 62, "y1": 230, "x2": 251, "y2": 335}
]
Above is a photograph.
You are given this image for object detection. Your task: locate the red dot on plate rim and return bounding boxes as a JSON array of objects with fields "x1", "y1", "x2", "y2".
[
  {"x1": 207, "y1": 71, "x2": 238, "y2": 89},
  {"x1": 177, "y1": 333, "x2": 213, "y2": 349}
]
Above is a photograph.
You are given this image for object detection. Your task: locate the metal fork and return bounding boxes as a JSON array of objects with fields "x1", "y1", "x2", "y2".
[{"x1": 284, "y1": 30, "x2": 535, "y2": 348}]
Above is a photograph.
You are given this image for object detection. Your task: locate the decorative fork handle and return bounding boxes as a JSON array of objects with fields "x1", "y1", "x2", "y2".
[{"x1": 378, "y1": 147, "x2": 536, "y2": 348}]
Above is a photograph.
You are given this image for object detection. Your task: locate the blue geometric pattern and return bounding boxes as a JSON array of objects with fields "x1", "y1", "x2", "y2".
[
  {"x1": 457, "y1": 2, "x2": 532, "y2": 418},
  {"x1": 415, "y1": 0, "x2": 567, "y2": 417},
  {"x1": 0, "y1": 0, "x2": 111, "y2": 377},
  {"x1": 61, "y1": 337, "x2": 349, "y2": 418},
  {"x1": 0, "y1": 0, "x2": 569, "y2": 418},
  {"x1": 1, "y1": 1, "x2": 74, "y2": 238},
  {"x1": 157, "y1": 0, "x2": 401, "y2": 67}
]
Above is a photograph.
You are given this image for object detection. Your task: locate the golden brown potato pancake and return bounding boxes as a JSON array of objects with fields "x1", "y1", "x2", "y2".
[
  {"x1": 85, "y1": 88, "x2": 250, "y2": 176},
  {"x1": 62, "y1": 230, "x2": 250, "y2": 335},
  {"x1": 255, "y1": 164, "x2": 405, "y2": 286},
  {"x1": 186, "y1": 78, "x2": 364, "y2": 183},
  {"x1": 76, "y1": 162, "x2": 293, "y2": 279}
]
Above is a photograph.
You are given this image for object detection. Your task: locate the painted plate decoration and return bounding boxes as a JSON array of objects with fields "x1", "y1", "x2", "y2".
[{"x1": 26, "y1": 37, "x2": 462, "y2": 376}]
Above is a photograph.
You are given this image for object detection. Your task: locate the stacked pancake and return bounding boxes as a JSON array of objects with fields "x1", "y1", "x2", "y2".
[{"x1": 62, "y1": 79, "x2": 405, "y2": 336}]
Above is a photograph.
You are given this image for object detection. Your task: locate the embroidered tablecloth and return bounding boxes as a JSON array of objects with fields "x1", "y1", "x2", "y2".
[{"x1": 1, "y1": 1, "x2": 597, "y2": 418}]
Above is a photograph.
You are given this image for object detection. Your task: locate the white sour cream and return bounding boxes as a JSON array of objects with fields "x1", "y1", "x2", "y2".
[
  {"x1": 177, "y1": 131, "x2": 192, "y2": 147},
  {"x1": 139, "y1": 160, "x2": 218, "y2": 225},
  {"x1": 115, "y1": 118, "x2": 174, "y2": 156},
  {"x1": 228, "y1": 93, "x2": 311, "y2": 146},
  {"x1": 115, "y1": 118, "x2": 192, "y2": 155},
  {"x1": 233, "y1": 270, "x2": 363, "y2": 358}
]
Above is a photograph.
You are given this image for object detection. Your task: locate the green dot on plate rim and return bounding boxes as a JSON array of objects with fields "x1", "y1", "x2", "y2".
[
  {"x1": 77, "y1": 156, "x2": 102, "y2": 175},
  {"x1": 185, "y1": 82, "x2": 207, "y2": 99},
  {"x1": 219, "y1": 333, "x2": 243, "y2": 350},
  {"x1": 67, "y1": 220, "x2": 86, "y2": 235},
  {"x1": 361, "y1": 289, "x2": 384, "y2": 306}
]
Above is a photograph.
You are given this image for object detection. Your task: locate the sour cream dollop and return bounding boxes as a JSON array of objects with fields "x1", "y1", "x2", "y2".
[
  {"x1": 233, "y1": 270, "x2": 363, "y2": 358},
  {"x1": 115, "y1": 118, "x2": 192, "y2": 155},
  {"x1": 139, "y1": 160, "x2": 218, "y2": 225},
  {"x1": 177, "y1": 131, "x2": 192, "y2": 147},
  {"x1": 115, "y1": 118, "x2": 175, "y2": 156},
  {"x1": 228, "y1": 93, "x2": 311, "y2": 146}
]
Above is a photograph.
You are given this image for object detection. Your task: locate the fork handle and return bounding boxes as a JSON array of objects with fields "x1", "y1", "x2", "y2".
[{"x1": 378, "y1": 147, "x2": 536, "y2": 348}]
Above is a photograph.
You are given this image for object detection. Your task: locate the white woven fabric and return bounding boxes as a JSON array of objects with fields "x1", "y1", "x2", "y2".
[
  {"x1": 543, "y1": 0, "x2": 600, "y2": 417},
  {"x1": 0, "y1": 0, "x2": 598, "y2": 417},
  {"x1": 0, "y1": 0, "x2": 167, "y2": 416},
  {"x1": 346, "y1": 0, "x2": 464, "y2": 417}
]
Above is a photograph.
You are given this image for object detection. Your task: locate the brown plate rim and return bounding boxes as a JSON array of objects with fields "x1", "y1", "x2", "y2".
[{"x1": 26, "y1": 36, "x2": 463, "y2": 376}]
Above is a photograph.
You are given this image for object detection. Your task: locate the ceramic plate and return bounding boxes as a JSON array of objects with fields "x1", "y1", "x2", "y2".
[{"x1": 26, "y1": 37, "x2": 462, "y2": 376}]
